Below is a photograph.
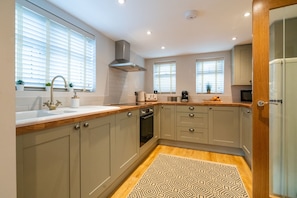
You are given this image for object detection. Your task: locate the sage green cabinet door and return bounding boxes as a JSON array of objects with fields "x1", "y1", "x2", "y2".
[
  {"x1": 176, "y1": 127, "x2": 208, "y2": 144},
  {"x1": 153, "y1": 105, "x2": 160, "y2": 139},
  {"x1": 176, "y1": 112, "x2": 208, "y2": 128},
  {"x1": 80, "y1": 115, "x2": 115, "y2": 198},
  {"x1": 17, "y1": 124, "x2": 80, "y2": 198},
  {"x1": 160, "y1": 105, "x2": 176, "y2": 140},
  {"x1": 232, "y1": 44, "x2": 252, "y2": 85},
  {"x1": 208, "y1": 106, "x2": 240, "y2": 148},
  {"x1": 240, "y1": 107, "x2": 253, "y2": 167},
  {"x1": 114, "y1": 110, "x2": 139, "y2": 177}
]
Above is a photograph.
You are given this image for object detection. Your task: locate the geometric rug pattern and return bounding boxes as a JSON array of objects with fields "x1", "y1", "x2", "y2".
[{"x1": 128, "y1": 154, "x2": 249, "y2": 198}]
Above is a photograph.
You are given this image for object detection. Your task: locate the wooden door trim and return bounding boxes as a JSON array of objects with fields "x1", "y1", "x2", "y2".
[{"x1": 252, "y1": 0, "x2": 297, "y2": 197}]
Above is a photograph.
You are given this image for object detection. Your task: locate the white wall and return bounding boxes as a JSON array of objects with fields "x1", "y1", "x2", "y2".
[
  {"x1": 0, "y1": 0, "x2": 17, "y2": 197},
  {"x1": 145, "y1": 50, "x2": 252, "y2": 102},
  {"x1": 15, "y1": 0, "x2": 145, "y2": 111}
]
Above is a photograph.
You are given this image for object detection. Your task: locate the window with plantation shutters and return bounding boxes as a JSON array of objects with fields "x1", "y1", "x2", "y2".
[
  {"x1": 196, "y1": 58, "x2": 224, "y2": 94},
  {"x1": 153, "y1": 61, "x2": 176, "y2": 94},
  {"x1": 15, "y1": 2, "x2": 96, "y2": 91}
]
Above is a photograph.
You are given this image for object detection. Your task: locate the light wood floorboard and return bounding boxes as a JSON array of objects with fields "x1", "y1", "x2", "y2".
[{"x1": 110, "y1": 145, "x2": 252, "y2": 197}]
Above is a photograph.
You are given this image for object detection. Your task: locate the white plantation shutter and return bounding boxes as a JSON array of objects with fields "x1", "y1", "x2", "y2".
[
  {"x1": 196, "y1": 58, "x2": 224, "y2": 93},
  {"x1": 15, "y1": 2, "x2": 95, "y2": 91},
  {"x1": 153, "y1": 61, "x2": 176, "y2": 93}
]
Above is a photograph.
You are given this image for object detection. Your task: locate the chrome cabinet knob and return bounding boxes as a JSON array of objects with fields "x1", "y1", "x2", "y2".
[
  {"x1": 189, "y1": 106, "x2": 194, "y2": 110},
  {"x1": 189, "y1": 113, "x2": 194, "y2": 117},
  {"x1": 83, "y1": 123, "x2": 89, "y2": 127},
  {"x1": 189, "y1": 128, "x2": 195, "y2": 132},
  {"x1": 74, "y1": 124, "x2": 80, "y2": 130},
  {"x1": 127, "y1": 112, "x2": 132, "y2": 117}
]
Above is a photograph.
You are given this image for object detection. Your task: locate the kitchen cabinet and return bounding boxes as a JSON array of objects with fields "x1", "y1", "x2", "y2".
[
  {"x1": 232, "y1": 44, "x2": 252, "y2": 85},
  {"x1": 160, "y1": 105, "x2": 176, "y2": 140},
  {"x1": 176, "y1": 105, "x2": 208, "y2": 144},
  {"x1": 240, "y1": 107, "x2": 253, "y2": 168},
  {"x1": 114, "y1": 110, "x2": 139, "y2": 177},
  {"x1": 16, "y1": 124, "x2": 80, "y2": 198},
  {"x1": 80, "y1": 115, "x2": 116, "y2": 198},
  {"x1": 208, "y1": 106, "x2": 240, "y2": 148},
  {"x1": 154, "y1": 105, "x2": 160, "y2": 139}
]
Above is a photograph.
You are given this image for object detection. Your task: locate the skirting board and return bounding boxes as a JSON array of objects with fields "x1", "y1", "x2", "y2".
[
  {"x1": 158, "y1": 139, "x2": 245, "y2": 156},
  {"x1": 101, "y1": 140, "x2": 159, "y2": 198}
]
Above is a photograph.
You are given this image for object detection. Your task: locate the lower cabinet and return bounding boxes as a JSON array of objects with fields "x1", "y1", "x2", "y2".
[
  {"x1": 80, "y1": 115, "x2": 115, "y2": 198},
  {"x1": 160, "y1": 105, "x2": 176, "y2": 140},
  {"x1": 176, "y1": 105, "x2": 209, "y2": 144},
  {"x1": 240, "y1": 107, "x2": 253, "y2": 168},
  {"x1": 114, "y1": 110, "x2": 139, "y2": 177},
  {"x1": 17, "y1": 124, "x2": 80, "y2": 198},
  {"x1": 17, "y1": 110, "x2": 140, "y2": 198},
  {"x1": 208, "y1": 106, "x2": 240, "y2": 147}
]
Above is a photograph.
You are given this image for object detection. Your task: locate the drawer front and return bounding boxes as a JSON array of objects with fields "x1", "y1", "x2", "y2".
[
  {"x1": 176, "y1": 127, "x2": 208, "y2": 144},
  {"x1": 176, "y1": 113, "x2": 208, "y2": 128},
  {"x1": 176, "y1": 105, "x2": 208, "y2": 113}
]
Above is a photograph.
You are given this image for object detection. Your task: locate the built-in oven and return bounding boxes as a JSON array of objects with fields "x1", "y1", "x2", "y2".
[{"x1": 140, "y1": 106, "x2": 154, "y2": 147}]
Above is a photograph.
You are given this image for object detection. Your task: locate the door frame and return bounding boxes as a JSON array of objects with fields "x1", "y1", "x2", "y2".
[{"x1": 252, "y1": 0, "x2": 297, "y2": 197}]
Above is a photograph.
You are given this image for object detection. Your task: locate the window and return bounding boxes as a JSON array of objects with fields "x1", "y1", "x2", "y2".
[
  {"x1": 153, "y1": 61, "x2": 176, "y2": 93},
  {"x1": 196, "y1": 58, "x2": 224, "y2": 93},
  {"x1": 15, "y1": 2, "x2": 96, "y2": 91}
]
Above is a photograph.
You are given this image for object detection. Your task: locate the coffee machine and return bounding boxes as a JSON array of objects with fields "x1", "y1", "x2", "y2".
[{"x1": 181, "y1": 91, "x2": 189, "y2": 102}]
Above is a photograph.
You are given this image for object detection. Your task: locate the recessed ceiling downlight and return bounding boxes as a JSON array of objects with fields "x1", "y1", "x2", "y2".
[
  {"x1": 184, "y1": 10, "x2": 198, "y2": 20},
  {"x1": 118, "y1": 0, "x2": 125, "y2": 5},
  {"x1": 244, "y1": 12, "x2": 251, "y2": 17}
]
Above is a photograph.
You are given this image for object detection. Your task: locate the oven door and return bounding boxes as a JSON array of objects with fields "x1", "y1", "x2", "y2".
[{"x1": 140, "y1": 113, "x2": 154, "y2": 147}]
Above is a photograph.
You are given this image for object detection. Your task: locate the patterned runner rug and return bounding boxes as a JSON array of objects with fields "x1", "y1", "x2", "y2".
[{"x1": 128, "y1": 154, "x2": 249, "y2": 198}]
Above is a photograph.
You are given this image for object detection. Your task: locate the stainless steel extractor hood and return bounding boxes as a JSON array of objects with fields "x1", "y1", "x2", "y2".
[{"x1": 109, "y1": 40, "x2": 146, "y2": 72}]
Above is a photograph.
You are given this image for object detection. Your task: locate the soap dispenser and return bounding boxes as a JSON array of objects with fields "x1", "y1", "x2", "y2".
[{"x1": 71, "y1": 91, "x2": 80, "y2": 108}]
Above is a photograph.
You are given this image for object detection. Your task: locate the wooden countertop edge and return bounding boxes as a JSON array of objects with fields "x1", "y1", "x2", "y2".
[{"x1": 16, "y1": 102, "x2": 252, "y2": 135}]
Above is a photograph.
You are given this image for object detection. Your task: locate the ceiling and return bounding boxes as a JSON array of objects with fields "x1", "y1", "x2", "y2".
[{"x1": 47, "y1": 0, "x2": 252, "y2": 59}]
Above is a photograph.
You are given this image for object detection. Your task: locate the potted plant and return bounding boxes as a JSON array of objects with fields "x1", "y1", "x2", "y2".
[
  {"x1": 16, "y1": 80, "x2": 25, "y2": 91},
  {"x1": 45, "y1": 82, "x2": 51, "y2": 91},
  {"x1": 68, "y1": 82, "x2": 74, "y2": 92},
  {"x1": 206, "y1": 83, "x2": 211, "y2": 94}
]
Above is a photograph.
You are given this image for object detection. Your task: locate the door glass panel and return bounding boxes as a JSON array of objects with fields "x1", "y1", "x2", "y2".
[{"x1": 269, "y1": 4, "x2": 297, "y2": 197}]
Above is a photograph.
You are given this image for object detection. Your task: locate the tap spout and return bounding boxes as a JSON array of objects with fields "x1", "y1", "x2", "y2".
[{"x1": 44, "y1": 75, "x2": 68, "y2": 110}]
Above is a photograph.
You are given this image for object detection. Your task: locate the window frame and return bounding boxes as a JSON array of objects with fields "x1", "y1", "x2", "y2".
[
  {"x1": 153, "y1": 61, "x2": 176, "y2": 94},
  {"x1": 195, "y1": 57, "x2": 225, "y2": 94},
  {"x1": 15, "y1": 0, "x2": 96, "y2": 92}
]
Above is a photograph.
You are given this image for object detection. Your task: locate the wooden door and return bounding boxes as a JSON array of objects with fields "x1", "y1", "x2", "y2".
[{"x1": 252, "y1": 0, "x2": 297, "y2": 197}]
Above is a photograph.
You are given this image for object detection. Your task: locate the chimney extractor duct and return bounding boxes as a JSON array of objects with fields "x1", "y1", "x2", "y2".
[{"x1": 109, "y1": 40, "x2": 146, "y2": 72}]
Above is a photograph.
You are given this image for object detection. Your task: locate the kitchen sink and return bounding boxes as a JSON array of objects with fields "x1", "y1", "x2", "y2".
[
  {"x1": 16, "y1": 109, "x2": 78, "y2": 121},
  {"x1": 16, "y1": 106, "x2": 120, "y2": 127}
]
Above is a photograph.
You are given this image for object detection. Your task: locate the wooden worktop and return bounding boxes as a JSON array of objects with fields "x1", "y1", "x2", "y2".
[{"x1": 16, "y1": 102, "x2": 252, "y2": 135}]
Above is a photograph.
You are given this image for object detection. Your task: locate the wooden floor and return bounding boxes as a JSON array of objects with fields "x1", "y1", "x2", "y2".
[{"x1": 110, "y1": 145, "x2": 252, "y2": 197}]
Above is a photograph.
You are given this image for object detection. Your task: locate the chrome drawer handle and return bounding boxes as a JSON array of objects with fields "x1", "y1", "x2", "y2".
[
  {"x1": 189, "y1": 128, "x2": 195, "y2": 132},
  {"x1": 189, "y1": 113, "x2": 194, "y2": 117},
  {"x1": 189, "y1": 106, "x2": 194, "y2": 110}
]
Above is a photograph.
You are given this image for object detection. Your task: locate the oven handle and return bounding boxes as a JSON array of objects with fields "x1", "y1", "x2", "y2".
[{"x1": 141, "y1": 114, "x2": 153, "y2": 120}]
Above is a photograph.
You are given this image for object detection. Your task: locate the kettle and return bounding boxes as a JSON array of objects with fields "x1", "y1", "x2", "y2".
[{"x1": 136, "y1": 91, "x2": 146, "y2": 102}]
